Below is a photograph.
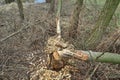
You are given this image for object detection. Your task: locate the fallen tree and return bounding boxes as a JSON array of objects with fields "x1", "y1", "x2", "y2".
[
  {"x1": 45, "y1": 36, "x2": 120, "y2": 70},
  {"x1": 58, "y1": 49, "x2": 120, "y2": 64}
]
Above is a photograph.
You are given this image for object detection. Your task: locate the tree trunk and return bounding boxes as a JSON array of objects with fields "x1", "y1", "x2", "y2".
[
  {"x1": 58, "y1": 49, "x2": 120, "y2": 64},
  {"x1": 16, "y1": 0, "x2": 24, "y2": 20},
  {"x1": 56, "y1": 0, "x2": 62, "y2": 38},
  {"x1": 5, "y1": 0, "x2": 15, "y2": 4},
  {"x1": 46, "y1": 0, "x2": 51, "y2": 3},
  {"x1": 49, "y1": 49, "x2": 120, "y2": 70},
  {"x1": 48, "y1": 0, "x2": 55, "y2": 14},
  {"x1": 68, "y1": 0, "x2": 83, "y2": 39},
  {"x1": 85, "y1": 0, "x2": 120, "y2": 49}
]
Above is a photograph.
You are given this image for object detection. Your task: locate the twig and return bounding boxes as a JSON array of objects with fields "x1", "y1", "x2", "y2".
[
  {"x1": 0, "y1": 25, "x2": 29, "y2": 42},
  {"x1": 86, "y1": 63, "x2": 100, "y2": 80},
  {"x1": 0, "y1": 65, "x2": 28, "y2": 70}
]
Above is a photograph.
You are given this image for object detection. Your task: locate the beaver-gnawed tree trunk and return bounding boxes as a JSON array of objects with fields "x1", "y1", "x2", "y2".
[
  {"x1": 16, "y1": 0, "x2": 24, "y2": 20},
  {"x1": 68, "y1": 0, "x2": 83, "y2": 39},
  {"x1": 85, "y1": 0, "x2": 120, "y2": 49}
]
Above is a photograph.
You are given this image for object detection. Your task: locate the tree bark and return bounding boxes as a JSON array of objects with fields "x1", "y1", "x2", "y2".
[
  {"x1": 5, "y1": 0, "x2": 15, "y2": 4},
  {"x1": 16, "y1": 0, "x2": 24, "y2": 20},
  {"x1": 48, "y1": 0, "x2": 55, "y2": 14},
  {"x1": 68, "y1": 0, "x2": 83, "y2": 39},
  {"x1": 56, "y1": 0, "x2": 62, "y2": 38},
  {"x1": 57, "y1": 49, "x2": 120, "y2": 64},
  {"x1": 85, "y1": 0, "x2": 120, "y2": 49},
  {"x1": 46, "y1": 0, "x2": 51, "y2": 3},
  {"x1": 48, "y1": 49, "x2": 120, "y2": 70}
]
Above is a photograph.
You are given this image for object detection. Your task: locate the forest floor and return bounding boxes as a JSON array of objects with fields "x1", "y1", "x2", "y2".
[{"x1": 0, "y1": 1, "x2": 120, "y2": 80}]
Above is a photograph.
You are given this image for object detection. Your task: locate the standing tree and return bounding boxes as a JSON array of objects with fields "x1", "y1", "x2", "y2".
[
  {"x1": 46, "y1": 0, "x2": 51, "y2": 3},
  {"x1": 85, "y1": 0, "x2": 120, "y2": 49},
  {"x1": 5, "y1": 0, "x2": 15, "y2": 4},
  {"x1": 48, "y1": 0, "x2": 55, "y2": 14},
  {"x1": 68, "y1": 0, "x2": 83, "y2": 39},
  {"x1": 16, "y1": 0, "x2": 24, "y2": 20}
]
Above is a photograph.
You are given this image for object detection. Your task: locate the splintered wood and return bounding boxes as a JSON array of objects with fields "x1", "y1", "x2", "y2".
[
  {"x1": 75, "y1": 50, "x2": 89, "y2": 61},
  {"x1": 45, "y1": 35, "x2": 89, "y2": 70},
  {"x1": 45, "y1": 35, "x2": 69, "y2": 70},
  {"x1": 45, "y1": 35, "x2": 68, "y2": 54}
]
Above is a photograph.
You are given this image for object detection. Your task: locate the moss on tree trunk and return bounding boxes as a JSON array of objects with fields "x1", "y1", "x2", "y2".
[{"x1": 85, "y1": 0, "x2": 120, "y2": 49}]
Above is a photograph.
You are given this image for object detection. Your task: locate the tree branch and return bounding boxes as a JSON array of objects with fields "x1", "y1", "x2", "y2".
[{"x1": 0, "y1": 25, "x2": 29, "y2": 42}]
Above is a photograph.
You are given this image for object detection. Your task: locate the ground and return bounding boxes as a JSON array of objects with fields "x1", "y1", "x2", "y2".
[{"x1": 0, "y1": 1, "x2": 120, "y2": 80}]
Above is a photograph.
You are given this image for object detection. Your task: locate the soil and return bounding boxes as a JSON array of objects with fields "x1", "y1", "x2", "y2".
[{"x1": 0, "y1": 1, "x2": 120, "y2": 80}]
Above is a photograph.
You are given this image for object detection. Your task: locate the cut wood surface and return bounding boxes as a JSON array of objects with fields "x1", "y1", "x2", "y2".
[{"x1": 57, "y1": 49, "x2": 120, "y2": 64}]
